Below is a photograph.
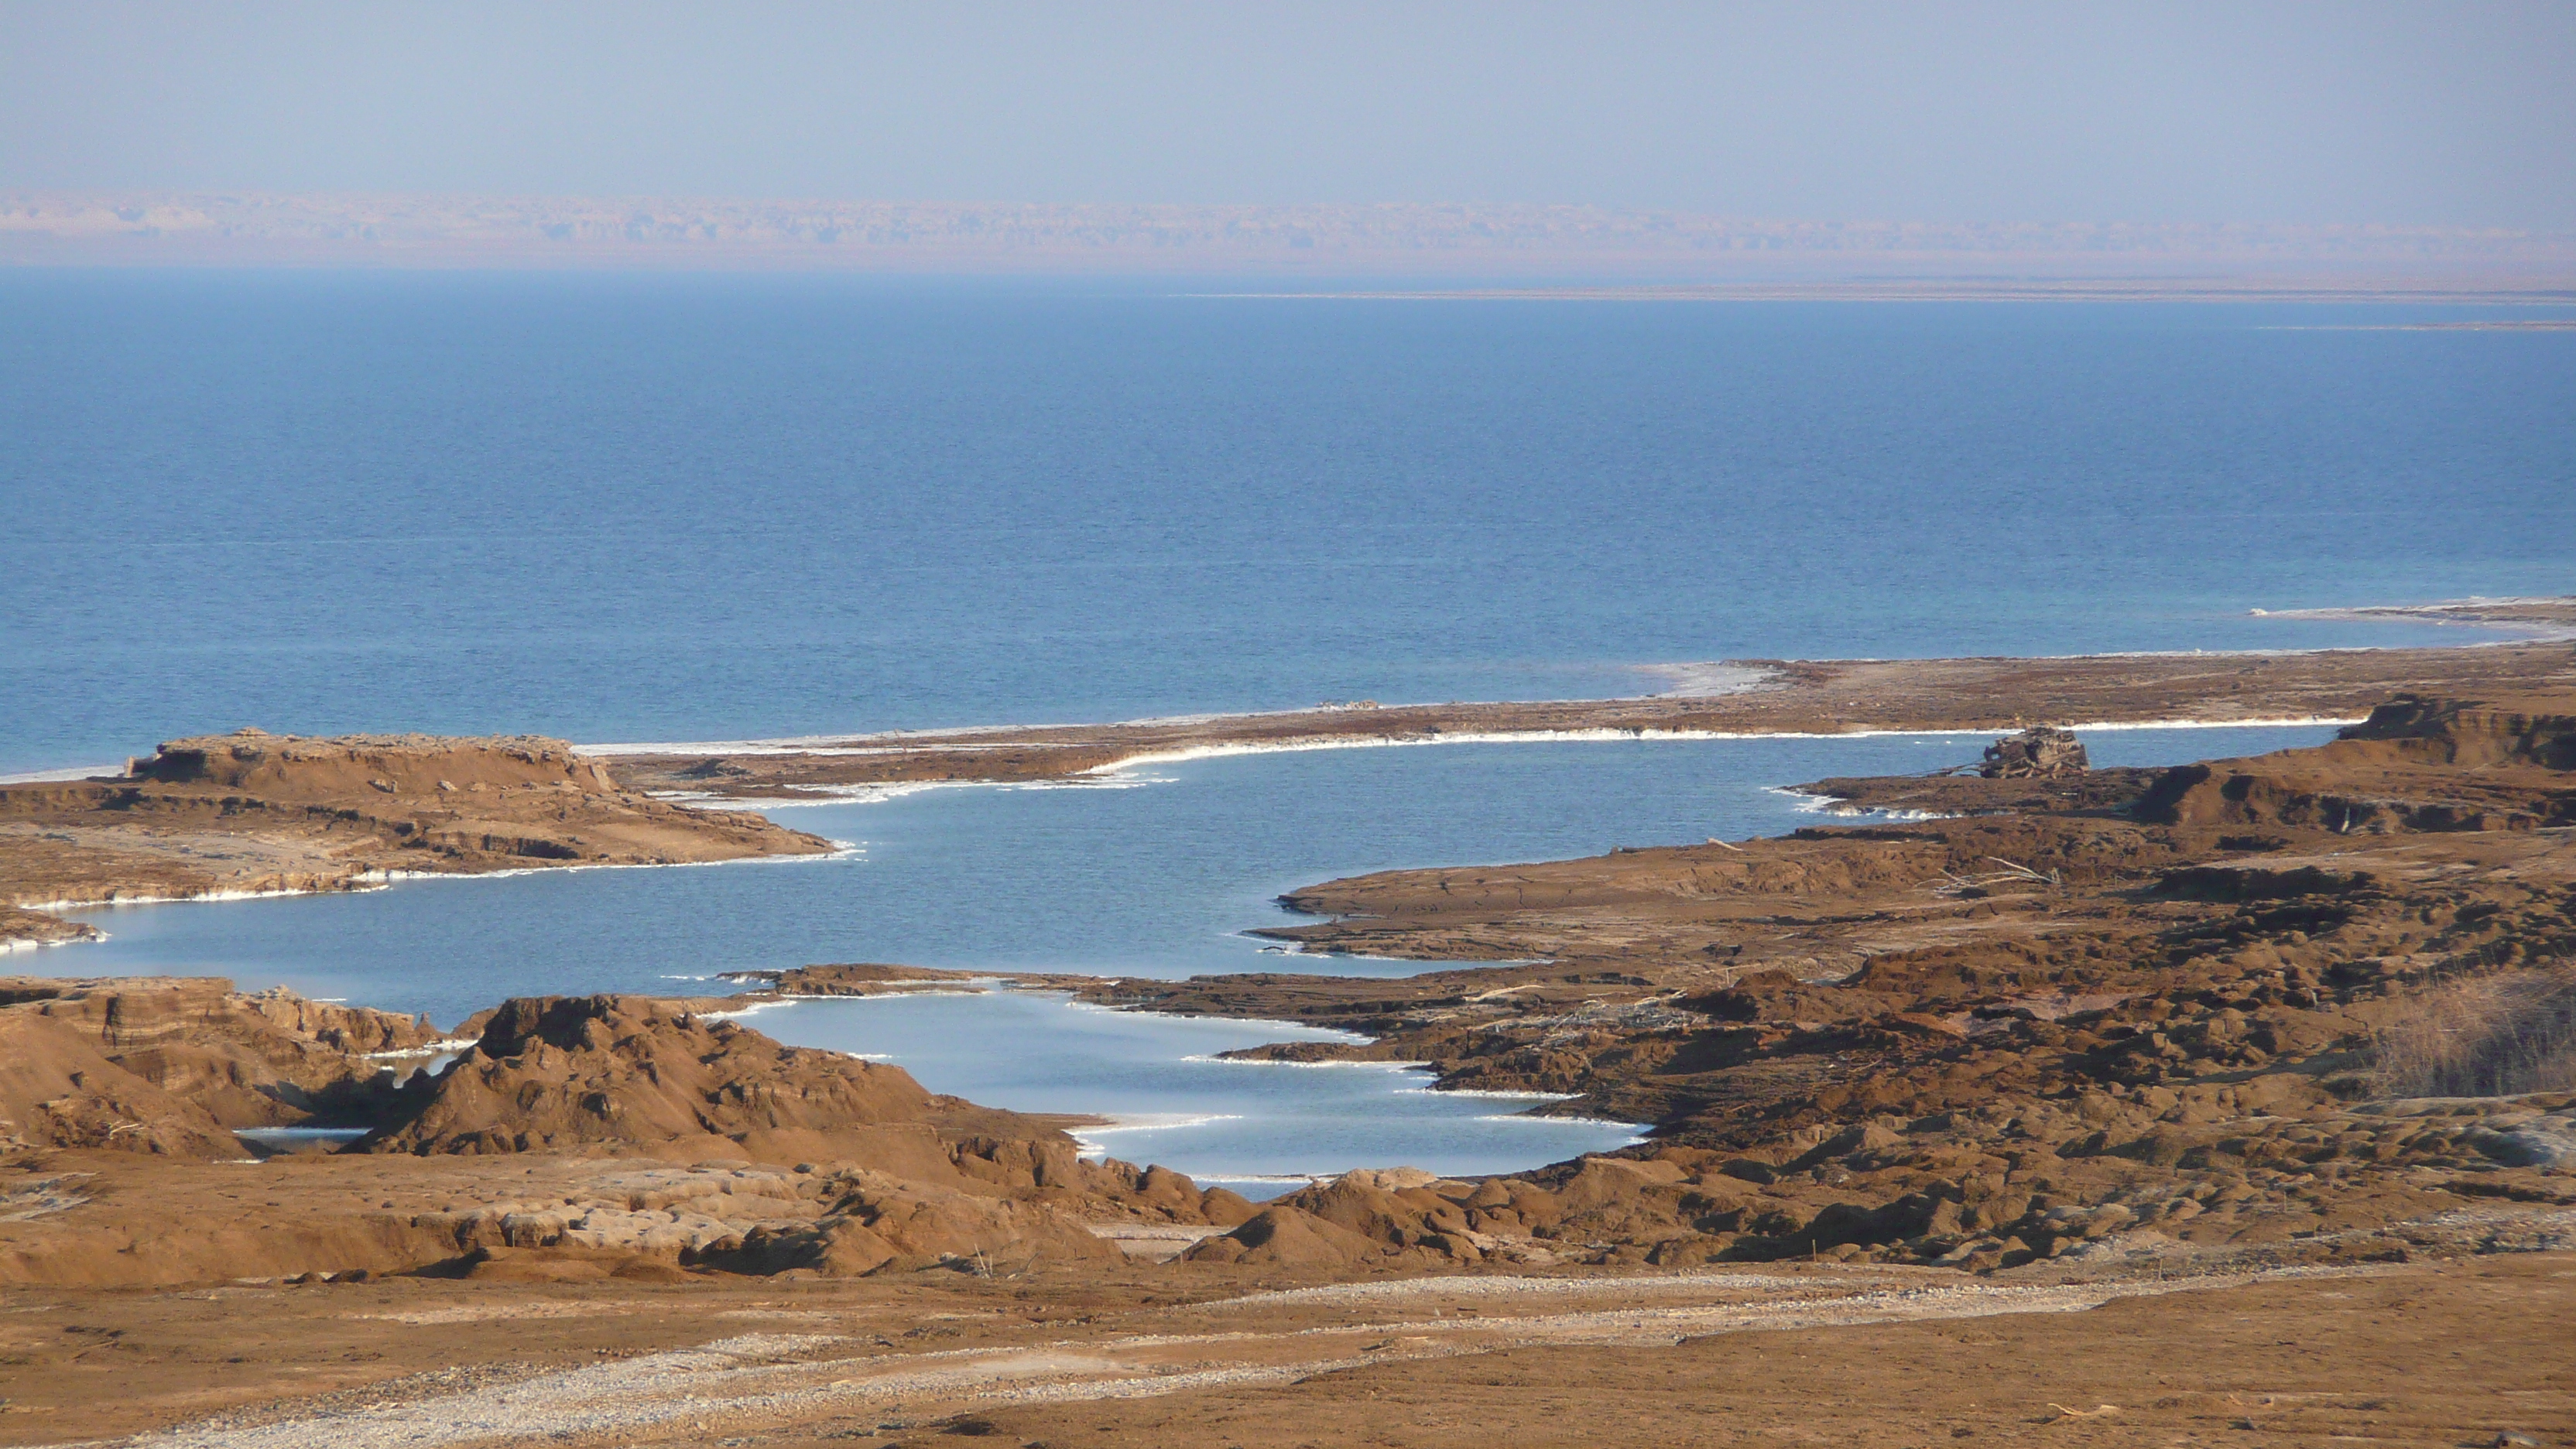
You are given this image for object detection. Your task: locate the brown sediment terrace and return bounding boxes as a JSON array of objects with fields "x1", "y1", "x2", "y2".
[
  {"x1": 0, "y1": 728, "x2": 834, "y2": 947},
  {"x1": 595, "y1": 635, "x2": 2576, "y2": 800}
]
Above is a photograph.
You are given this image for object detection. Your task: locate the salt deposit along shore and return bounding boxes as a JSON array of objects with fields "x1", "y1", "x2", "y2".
[
  {"x1": 5, "y1": 624, "x2": 2567, "y2": 951},
  {"x1": 3, "y1": 613, "x2": 2575, "y2": 1444},
  {"x1": 592, "y1": 627, "x2": 2576, "y2": 801}
]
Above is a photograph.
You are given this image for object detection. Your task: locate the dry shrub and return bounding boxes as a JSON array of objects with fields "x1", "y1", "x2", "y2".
[{"x1": 2371, "y1": 963, "x2": 2576, "y2": 1098}]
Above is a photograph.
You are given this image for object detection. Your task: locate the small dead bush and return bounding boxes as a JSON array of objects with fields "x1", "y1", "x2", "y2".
[{"x1": 2371, "y1": 962, "x2": 2576, "y2": 1098}]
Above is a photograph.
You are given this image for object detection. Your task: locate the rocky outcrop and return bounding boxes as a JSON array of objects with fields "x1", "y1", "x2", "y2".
[
  {"x1": 132, "y1": 730, "x2": 620, "y2": 796},
  {"x1": 0, "y1": 975, "x2": 437, "y2": 1130},
  {"x1": 728, "y1": 961, "x2": 992, "y2": 995},
  {"x1": 0, "y1": 998, "x2": 1254, "y2": 1287},
  {"x1": 0, "y1": 975, "x2": 449, "y2": 1153},
  {"x1": 2338, "y1": 691, "x2": 2576, "y2": 768},
  {"x1": 361, "y1": 994, "x2": 1255, "y2": 1234},
  {"x1": 0, "y1": 1011, "x2": 242, "y2": 1158},
  {"x1": 364, "y1": 995, "x2": 963, "y2": 1161},
  {"x1": 1980, "y1": 725, "x2": 2088, "y2": 779},
  {"x1": 1791, "y1": 766, "x2": 2157, "y2": 818},
  {"x1": 0, "y1": 728, "x2": 835, "y2": 944},
  {"x1": 2135, "y1": 690, "x2": 2576, "y2": 831},
  {"x1": 711, "y1": 1168, "x2": 1122, "y2": 1276},
  {"x1": 0, "y1": 907, "x2": 99, "y2": 948},
  {"x1": 1169, "y1": 690, "x2": 2576, "y2": 1273}
]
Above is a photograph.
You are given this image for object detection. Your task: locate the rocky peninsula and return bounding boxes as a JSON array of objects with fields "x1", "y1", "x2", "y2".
[{"x1": 0, "y1": 729, "x2": 834, "y2": 947}]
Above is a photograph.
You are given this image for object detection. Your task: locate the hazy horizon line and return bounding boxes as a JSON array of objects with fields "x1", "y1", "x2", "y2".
[{"x1": 9, "y1": 190, "x2": 2576, "y2": 286}]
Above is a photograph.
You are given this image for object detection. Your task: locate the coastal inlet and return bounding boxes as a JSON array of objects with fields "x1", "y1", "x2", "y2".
[{"x1": 44, "y1": 723, "x2": 2341, "y2": 1185}]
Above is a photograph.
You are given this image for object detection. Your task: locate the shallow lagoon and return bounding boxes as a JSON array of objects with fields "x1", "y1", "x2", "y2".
[
  {"x1": 57, "y1": 723, "x2": 2336, "y2": 1184},
  {"x1": 735, "y1": 992, "x2": 1642, "y2": 1194}
]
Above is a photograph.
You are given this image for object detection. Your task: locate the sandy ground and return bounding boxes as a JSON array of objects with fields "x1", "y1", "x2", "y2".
[{"x1": 3, "y1": 1253, "x2": 2567, "y2": 1447}]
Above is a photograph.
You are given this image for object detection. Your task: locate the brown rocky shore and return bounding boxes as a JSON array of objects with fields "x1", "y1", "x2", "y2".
[
  {"x1": 0, "y1": 729, "x2": 834, "y2": 947},
  {"x1": 1037, "y1": 691, "x2": 2576, "y2": 1279},
  {"x1": 5, "y1": 666, "x2": 2576, "y2": 1443}
]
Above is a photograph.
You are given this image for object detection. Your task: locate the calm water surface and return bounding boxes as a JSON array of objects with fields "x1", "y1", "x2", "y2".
[
  {"x1": 55, "y1": 724, "x2": 2334, "y2": 1184},
  {"x1": 5, "y1": 274, "x2": 2570, "y2": 774}
]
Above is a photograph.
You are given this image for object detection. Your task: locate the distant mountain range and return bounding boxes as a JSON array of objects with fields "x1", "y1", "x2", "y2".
[{"x1": 6, "y1": 193, "x2": 2573, "y2": 286}]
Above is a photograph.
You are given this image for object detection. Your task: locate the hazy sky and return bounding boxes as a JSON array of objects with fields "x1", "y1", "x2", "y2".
[{"x1": 4, "y1": 2, "x2": 2573, "y2": 227}]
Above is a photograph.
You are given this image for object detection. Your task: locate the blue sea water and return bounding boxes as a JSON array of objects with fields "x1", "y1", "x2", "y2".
[
  {"x1": 7, "y1": 272, "x2": 2571, "y2": 1181},
  {"x1": 4, "y1": 272, "x2": 2571, "y2": 775}
]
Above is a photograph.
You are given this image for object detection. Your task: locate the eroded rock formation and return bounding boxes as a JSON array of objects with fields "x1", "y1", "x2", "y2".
[
  {"x1": 1123, "y1": 689, "x2": 2576, "y2": 1272},
  {"x1": 0, "y1": 975, "x2": 436, "y2": 1155},
  {"x1": 0, "y1": 728, "x2": 834, "y2": 946},
  {"x1": 1980, "y1": 724, "x2": 2089, "y2": 779}
]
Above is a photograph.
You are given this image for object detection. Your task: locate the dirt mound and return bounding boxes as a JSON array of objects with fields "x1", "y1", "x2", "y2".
[
  {"x1": 0, "y1": 975, "x2": 438, "y2": 1130},
  {"x1": 1182, "y1": 1204, "x2": 1385, "y2": 1268},
  {"x1": 0, "y1": 1010, "x2": 242, "y2": 1157},
  {"x1": 364, "y1": 995, "x2": 1255, "y2": 1228},
  {"x1": 364, "y1": 995, "x2": 969, "y2": 1161}
]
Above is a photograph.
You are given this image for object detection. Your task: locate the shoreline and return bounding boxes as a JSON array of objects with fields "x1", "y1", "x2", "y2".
[
  {"x1": 6, "y1": 612, "x2": 2570, "y2": 958},
  {"x1": 595, "y1": 637, "x2": 2574, "y2": 801},
  {"x1": 10, "y1": 598, "x2": 2569, "y2": 786},
  {"x1": 22, "y1": 840, "x2": 867, "y2": 922}
]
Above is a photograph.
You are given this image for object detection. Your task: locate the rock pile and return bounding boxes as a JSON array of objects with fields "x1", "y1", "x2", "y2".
[
  {"x1": 1980, "y1": 725, "x2": 2089, "y2": 779},
  {"x1": 365, "y1": 994, "x2": 967, "y2": 1164}
]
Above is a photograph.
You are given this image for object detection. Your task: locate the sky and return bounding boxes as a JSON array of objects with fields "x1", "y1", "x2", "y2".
[{"x1": 2, "y1": 2, "x2": 2573, "y2": 228}]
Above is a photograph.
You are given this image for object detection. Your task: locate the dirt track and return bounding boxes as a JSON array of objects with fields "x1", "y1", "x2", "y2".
[{"x1": 6, "y1": 1252, "x2": 2564, "y2": 1447}]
